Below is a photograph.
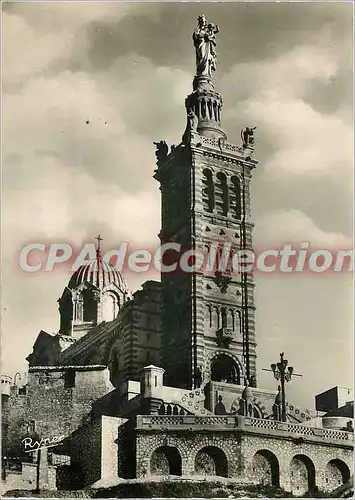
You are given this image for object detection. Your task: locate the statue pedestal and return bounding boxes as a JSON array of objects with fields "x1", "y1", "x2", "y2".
[{"x1": 193, "y1": 75, "x2": 215, "y2": 92}]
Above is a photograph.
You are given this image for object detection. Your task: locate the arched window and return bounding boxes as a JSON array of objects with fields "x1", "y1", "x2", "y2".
[
  {"x1": 205, "y1": 305, "x2": 212, "y2": 328},
  {"x1": 82, "y1": 289, "x2": 97, "y2": 322},
  {"x1": 230, "y1": 176, "x2": 242, "y2": 219},
  {"x1": 236, "y1": 310, "x2": 242, "y2": 333},
  {"x1": 213, "y1": 101, "x2": 218, "y2": 122},
  {"x1": 207, "y1": 100, "x2": 213, "y2": 120},
  {"x1": 228, "y1": 309, "x2": 234, "y2": 331},
  {"x1": 221, "y1": 307, "x2": 227, "y2": 328},
  {"x1": 101, "y1": 293, "x2": 117, "y2": 322},
  {"x1": 216, "y1": 246, "x2": 233, "y2": 275},
  {"x1": 212, "y1": 307, "x2": 220, "y2": 329},
  {"x1": 215, "y1": 172, "x2": 228, "y2": 216},
  {"x1": 202, "y1": 169, "x2": 214, "y2": 213}
]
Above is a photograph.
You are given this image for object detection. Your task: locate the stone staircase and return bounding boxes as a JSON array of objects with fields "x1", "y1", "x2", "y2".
[{"x1": 161, "y1": 387, "x2": 213, "y2": 416}]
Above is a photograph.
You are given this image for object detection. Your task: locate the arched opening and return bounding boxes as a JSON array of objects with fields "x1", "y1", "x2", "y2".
[
  {"x1": 212, "y1": 307, "x2": 219, "y2": 329},
  {"x1": 221, "y1": 307, "x2": 227, "y2": 328},
  {"x1": 150, "y1": 446, "x2": 182, "y2": 476},
  {"x1": 211, "y1": 354, "x2": 240, "y2": 384},
  {"x1": 324, "y1": 459, "x2": 351, "y2": 492},
  {"x1": 249, "y1": 450, "x2": 280, "y2": 487},
  {"x1": 202, "y1": 169, "x2": 214, "y2": 213},
  {"x1": 230, "y1": 176, "x2": 242, "y2": 219},
  {"x1": 215, "y1": 172, "x2": 229, "y2": 216},
  {"x1": 290, "y1": 454, "x2": 316, "y2": 496},
  {"x1": 101, "y1": 293, "x2": 118, "y2": 322},
  {"x1": 205, "y1": 305, "x2": 212, "y2": 329},
  {"x1": 228, "y1": 309, "x2": 235, "y2": 331},
  {"x1": 216, "y1": 246, "x2": 233, "y2": 276},
  {"x1": 82, "y1": 289, "x2": 97, "y2": 322},
  {"x1": 195, "y1": 446, "x2": 228, "y2": 477}
]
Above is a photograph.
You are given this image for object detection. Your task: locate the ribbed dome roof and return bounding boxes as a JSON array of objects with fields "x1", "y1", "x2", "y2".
[{"x1": 68, "y1": 253, "x2": 128, "y2": 292}]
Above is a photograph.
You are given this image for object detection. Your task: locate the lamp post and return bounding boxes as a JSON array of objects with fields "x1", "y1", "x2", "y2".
[
  {"x1": 270, "y1": 353, "x2": 294, "y2": 422},
  {"x1": 263, "y1": 352, "x2": 302, "y2": 422}
]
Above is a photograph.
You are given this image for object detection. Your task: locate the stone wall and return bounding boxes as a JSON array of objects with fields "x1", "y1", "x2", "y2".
[
  {"x1": 136, "y1": 428, "x2": 240, "y2": 478},
  {"x1": 70, "y1": 416, "x2": 102, "y2": 487},
  {"x1": 69, "y1": 415, "x2": 127, "y2": 487},
  {"x1": 1, "y1": 463, "x2": 56, "y2": 494},
  {"x1": 242, "y1": 433, "x2": 353, "y2": 495},
  {"x1": 4, "y1": 366, "x2": 113, "y2": 459},
  {"x1": 135, "y1": 414, "x2": 353, "y2": 495},
  {"x1": 101, "y1": 416, "x2": 124, "y2": 481}
]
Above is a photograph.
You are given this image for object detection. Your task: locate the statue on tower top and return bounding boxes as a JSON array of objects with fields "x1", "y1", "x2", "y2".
[{"x1": 193, "y1": 15, "x2": 219, "y2": 78}]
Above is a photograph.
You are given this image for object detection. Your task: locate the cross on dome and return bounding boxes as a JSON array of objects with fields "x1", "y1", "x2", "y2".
[{"x1": 95, "y1": 234, "x2": 103, "y2": 252}]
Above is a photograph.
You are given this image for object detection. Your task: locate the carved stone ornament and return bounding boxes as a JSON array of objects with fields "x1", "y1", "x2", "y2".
[
  {"x1": 153, "y1": 140, "x2": 169, "y2": 162},
  {"x1": 241, "y1": 127, "x2": 256, "y2": 149},
  {"x1": 215, "y1": 327, "x2": 233, "y2": 348},
  {"x1": 214, "y1": 270, "x2": 232, "y2": 293}
]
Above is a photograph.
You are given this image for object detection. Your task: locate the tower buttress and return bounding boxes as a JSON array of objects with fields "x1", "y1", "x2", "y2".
[{"x1": 154, "y1": 16, "x2": 258, "y2": 390}]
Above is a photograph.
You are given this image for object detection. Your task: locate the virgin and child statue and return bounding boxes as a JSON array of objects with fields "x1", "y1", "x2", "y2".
[{"x1": 193, "y1": 15, "x2": 219, "y2": 78}]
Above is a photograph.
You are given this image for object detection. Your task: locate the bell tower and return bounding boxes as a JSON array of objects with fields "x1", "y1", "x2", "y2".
[{"x1": 154, "y1": 15, "x2": 258, "y2": 390}]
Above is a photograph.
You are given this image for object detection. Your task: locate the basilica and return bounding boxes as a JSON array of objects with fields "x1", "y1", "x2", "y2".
[{"x1": 1, "y1": 15, "x2": 353, "y2": 497}]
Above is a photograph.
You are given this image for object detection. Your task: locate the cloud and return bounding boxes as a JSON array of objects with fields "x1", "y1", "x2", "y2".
[
  {"x1": 219, "y1": 31, "x2": 352, "y2": 237},
  {"x1": 2, "y1": 13, "x2": 72, "y2": 84},
  {"x1": 250, "y1": 98, "x2": 352, "y2": 177},
  {"x1": 254, "y1": 209, "x2": 352, "y2": 248},
  {"x1": 3, "y1": 56, "x2": 191, "y2": 195}
]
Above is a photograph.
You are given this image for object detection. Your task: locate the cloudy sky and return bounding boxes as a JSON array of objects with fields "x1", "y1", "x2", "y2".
[{"x1": 2, "y1": 2, "x2": 353, "y2": 410}]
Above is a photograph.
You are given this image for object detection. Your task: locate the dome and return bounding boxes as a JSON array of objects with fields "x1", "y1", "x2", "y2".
[{"x1": 68, "y1": 255, "x2": 128, "y2": 292}]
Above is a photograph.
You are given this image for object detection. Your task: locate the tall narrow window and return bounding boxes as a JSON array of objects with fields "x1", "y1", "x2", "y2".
[
  {"x1": 216, "y1": 246, "x2": 233, "y2": 275},
  {"x1": 230, "y1": 176, "x2": 242, "y2": 219},
  {"x1": 221, "y1": 307, "x2": 227, "y2": 328},
  {"x1": 202, "y1": 169, "x2": 214, "y2": 213},
  {"x1": 215, "y1": 172, "x2": 228, "y2": 216},
  {"x1": 101, "y1": 293, "x2": 116, "y2": 322},
  {"x1": 212, "y1": 306, "x2": 219, "y2": 329},
  {"x1": 82, "y1": 289, "x2": 97, "y2": 322},
  {"x1": 228, "y1": 309, "x2": 235, "y2": 331},
  {"x1": 205, "y1": 305, "x2": 212, "y2": 328}
]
